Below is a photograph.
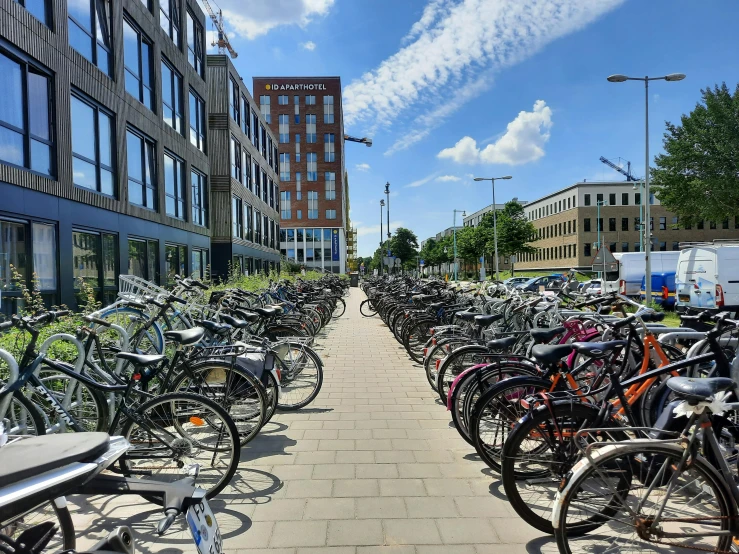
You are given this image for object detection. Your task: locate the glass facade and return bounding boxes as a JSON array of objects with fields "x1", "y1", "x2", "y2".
[{"x1": 279, "y1": 227, "x2": 342, "y2": 273}]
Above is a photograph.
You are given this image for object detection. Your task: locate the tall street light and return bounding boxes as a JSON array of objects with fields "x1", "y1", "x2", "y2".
[
  {"x1": 380, "y1": 200, "x2": 385, "y2": 248},
  {"x1": 607, "y1": 72, "x2": 685, "y2": 304},
  {"x1": 452, "y1": 209, "x2": 466, "y2": 281},
  {"x1": 596, "y1": 200, "x2": 607, "y2": 279},
  {"x1": 473, "y1": 176, "x2": 512, "y2": 281},
  {"x1": 384, "y1": 182, "x2": 391, "y2": 246}
]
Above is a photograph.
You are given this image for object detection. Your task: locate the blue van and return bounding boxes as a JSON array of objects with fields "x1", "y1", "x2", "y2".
[{"x1": 640, "y1": 272, "x2": 676, "y2": 308}]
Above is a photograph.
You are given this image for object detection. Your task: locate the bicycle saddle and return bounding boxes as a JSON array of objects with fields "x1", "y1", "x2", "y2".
[
  {"x1": 252, "y1": 306, "x2": 281, "y2": 317},
  {"x1": 116, "y1": 352, "x2": 166, "y2": 366},
  {"x1": 0, "y1": 433, "x2": 109, "y2": 487},
  {"x1": 455, "y1": 311, "x2": 479, "y2": 322},
  {"x1": 219, "y1": 314, "x2": 250, "y2": 328},
  {"x1": 474, "y1": 314, "x2": 504, "y2": 327},
  {"x1": 194, "y1": 319, "x2": 231, "y2": 335},
  {"x1": 485, "y1": 335, "x2": 517, "y2": 351},
  {"x1": 163, "y1": 327, "x2": 205, "y2": 345},
  {"x1": 572, "y1": 340, "x2": 627, "y2": 359},
  {"x1": 666, "y1": 376, "x2": 735, "y2": 403},
  {"x1": 531, "y1": 344, "x2": 575, "y2": 365},
  {"x1": 530, "y1": 326, "x2": 566, "y2": 343},
  {"x1": 428, "y1": 302, "x2": 446, "y2": 311}
]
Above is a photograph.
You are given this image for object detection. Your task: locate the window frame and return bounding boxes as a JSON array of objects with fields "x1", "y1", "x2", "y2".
[
  {"x1": 126, "y1": 126, "x2": 157, "y2": 210},
  {"x1": 161, "y1": 57, "x2": 184, "y2": 133},
  {"x1": 323, "y1": 95, "x2": 334, "y2": 124},
  {"x1": 159, "y1": 0, "x2": 181, "y2": 47},
  {"x1": 72, "y1": 227, "x2": 118, "y2": 307},
  {"x1": 279, "y1": 152, "x2": 290, "y2": 181},
  {"x1": 71, "y1": 90, "x2": 116, "y2": 196},
  {"x1": 231, "y1": 195, "x2": 243, "y2": 238},
  {"x1": 163, "y1": 150, "x2": 186, "y2": 220},
  {"x1": 188, "y1": 88, "x2": 206, "y2": 151},
  {"x1": 324, "y1": 133, "x2": 335, "y2": 162},
  {"x1": 325, "y1": 171, "x2": 335, "y2": 200},
  {"x1": 123, "y1": 16, "x2": 154, "y2": 109},
  {"x1": 186, "y1": 10, "x2": 204, "y2": 76},
  {"x1": 307, "y1": 153, "x2": 317, "y2": 181},
  {"x1": 191, "y1": 167, "x2": 207, "y2": 227},
  {"x1": 68, "y1": 0, "x2": 112, "y2": 74}
]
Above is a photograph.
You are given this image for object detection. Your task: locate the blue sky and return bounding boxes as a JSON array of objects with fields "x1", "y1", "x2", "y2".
[{"x1": 213, "y1": 0, "x2": 739, "y2": 257}]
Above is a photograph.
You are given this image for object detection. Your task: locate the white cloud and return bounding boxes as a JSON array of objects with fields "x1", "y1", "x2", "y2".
[
  {"x1": 438, "y1": 100, "x2": 553, "y2": 165},
  {"x1": 344, "y1": 0, "x2": 624, "y2": 151},
  {"x1": 437, "y1": 175, "x2": 461, "y2": 182},
  {"x1": 355, "y1": 163, "x2": 371, "y2": 172},
  {"x1": 405, "y1": 173, "x2": 440, "y2": 188},
  {"x1": 301, "y1": 41, "x2": 317, "y2": 51},
  {"x1": 216, "y1": 0, "x2": 335, "y2": 40},
  {"x1": 357, "y1": 221, "x2": 404, "y2": 237}
]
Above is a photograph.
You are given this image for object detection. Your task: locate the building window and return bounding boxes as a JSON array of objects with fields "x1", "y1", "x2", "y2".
[
  {"x1": 253, "y1": 161, "x2": 261, "y2": 197},
  {"x1": 242, "y1": 149, "x2": 251, "y2": 189},
  {"x1": 326, "y1": 209, "x2": 336, "y2": 219},
  {"x1": 230, "y1": 135, "x2": 241, "y2": 181},
  {"x1": 0, "y1": 219, "x2": 58, "y2": 317},
  {"x1": 68, "y1": 0, "x2": 111, "y2": 74},
  {"x1": 261, "y1": 125, "x2": 267, "y2": 158},
  {"x1": 324, "y1": 133, "x2": 335, "y2": 162},
  {"x1": 307, "y1": 153, "x2": 317, "y2": 181},
  {"x1": 723, "y1": 219, "x2": 730, "y2": 230},
  {"x1": 278, "y1": 95, "x2": 288, "y2": 105},
  {"x1": 278, "y1": 114, "x2": 290, "y2": 143},
  {"x1": 73, "y1": 229, "x2": 117, "y2": 306},
  {"x1": 295, "y1": 134, "x2": 301, "y2": 162},
  {"x1": 609, "y1": 218, "x2": 616, "y2": 232},
  {"x1": 671, "y1": 216, "x2": 679, "y2": 229},
  {"x1": 710, "y1": 220, "x2": 717, "y2": 229},
  {"x1": 672, "y1": 241, "x2": 680, "y2": 251},
  {"x1": 165, "y1": 244, "x2": 186, "y2": 285},
  {"x1": 71, "y1": 92, "x2": 115, "y2": 196},
  {"x1": 584, "y1": 194, "x2": 591, "y2": 206},
  {"x1": 635, "y1": 192, "x2": 641, "y2": 206},
  {"x1": 269, "y1": 178, "x2": 274, "y2": 208},
  {"x1": 161, "y1": 59, "x2": 184, "y2": 133},
  {"x1": 261, "y1": 169, "x2": 268, "y2": 203},
  {"x1": 280, "y1": 191, "x2": 291, "y2": 219},
  {"x1": 323, "y1": 95, "x2": 334, "y2": 123},
  {"x1": 584, "y1": 218, "x2": 591, "y2": 232},
  {"x1": 306, "y1": 114, "x2": 317, "y2": 143},
  {"x1": 252, "y1": 110, "x2": 259, "y2": 149},
  {"x1": 191, "y1": 169, "x2": 207, "y2": 226},
  {"x1": 126, "y1": 127, "x2": 156, "y2": 209},
  {"x1": 325, "y1": 171, "x2": 336, "y2": 200},
  {"x1": 15, "y1": 0, "x2": 50, "y2": 26},
  {"x1": 0, "y1": 49, "x2": 54, "y2": 176},
  {"x1": 280, "y1": 152, "x2": 290, "y2": 181},
  {"x1": 659, "y1": 241, "x2": 667, "y2": 252},
  {"x1": 659, "y1": 217, "x2": 666, "y2": 230},
  {"x1": 596, "y1": 193, "x2": 603, "y2": 204},
  {"x1": 296, "y1": 172, "x2": 302, "y2": 200},
  {"x1": 268, "y1": 137, "x2": 273, "y2": 168},
  {"x1": 254, "y1": 209, "x2": 261, "y2": 244},
  {"x1": 163, "y1": 151, "x2": 185, "y2": 219},
  {"x1": 240, "y1": 94, "x2": 250, "y2": 137},
  {"x1": 186, "y1": 11, "x2": 204, "y2": 76},
  {"x1": 274, "y1": 145, "x2": 279, "y2": 173},
  {"x1": 621, "y1": 192, "x2": 629, "y2": 206},
  {"x1": 259, "y1": 95, "x2": 270, "y2": 123},
  {"x1": 584, "y1": 243, "x2": 591, "y2": 257},
  {"x1": 598, "y1": 218, "x2": 604, "y2": 232},
  {"x1": 294, "y1": 95, "x2": 300, "y2": 123},
  {"x1": 128, "y1": 237, "x2": 158, "y2": 282},
  {"x1": 306, "y1": 95, "x2": 316, "y2": 105},
  {"x1": 263, "y1": 214, "x2": 269, "y2": 246},
  {"x1": 123, "y1": 17, "x2": 153, "y2": 109},
  {"x1": 609, "y1": 193, "x2": 616, "y2": 206},
  {"x1": 191, "y1": 248, "x2": 207, "y2": 279},
  {"x1": 230, "y1": 78, "x2": 240, "y2": 124},
  {"x1": 308, "y1": 191, "x2": 318, "y2": 219},
  {"x1": 297, "y1": 210, "x2": 302, "y2": 219},
  {"x1": 270, "y1": 219, "x2": 275, "y2": 249},
  {"x1": 698, "y1": 220, "x2": 704, "y2": 230},
  {"x1": 159, "y1": 0, "x2": 180, "y2": 46},
  {"x1": 232, "y1": 196, "x2": 242, "y2": 238},
  {"x1": 189, "y1": 90, "x2": 206, "y2": 151},
  {"x1": 245, "y1": 203, "x2": 253, "y2": 241}
]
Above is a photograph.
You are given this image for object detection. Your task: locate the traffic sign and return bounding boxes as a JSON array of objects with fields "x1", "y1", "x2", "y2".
[
  {"x1": 591, "y1": 246, "x2": 618, "y2": 273},
  {"x1": 419, "y1": 259, "x2": 425, "y2": 266}
]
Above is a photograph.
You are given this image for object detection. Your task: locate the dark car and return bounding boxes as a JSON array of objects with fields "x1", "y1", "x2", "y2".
[{"x1": 516, "y1": 275, "x2": 564, "y2": 292}]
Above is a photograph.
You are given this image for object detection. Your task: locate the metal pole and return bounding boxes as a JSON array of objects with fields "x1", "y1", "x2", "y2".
[
  {"x1": 644, "y1": 78, "x2": 652, "y2": 304},
  {"x1": 380, "y1": 202, "x2": 383, "y2": 249},
  {"x1": 453, "y1": 211, "x2": 458, "y2": 281},
  {"x1": 386, "y1": 183, "x2": 391, "y2": 243},
  {"x1": 492, "y1": 179, "x2": 500, "y2": 281},
  {"x1": 597, "y1": 201, "x2": 601, "y2": 279}
]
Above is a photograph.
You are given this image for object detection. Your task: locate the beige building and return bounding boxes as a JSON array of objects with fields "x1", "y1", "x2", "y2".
[{"x1": 517, "y1": 181, "x2": 739, "y2": 271}]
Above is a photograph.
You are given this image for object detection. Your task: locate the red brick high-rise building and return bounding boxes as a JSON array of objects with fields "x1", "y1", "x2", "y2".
[{"x1": 252, "y1": 77, "x2": 348, "y2": 273}]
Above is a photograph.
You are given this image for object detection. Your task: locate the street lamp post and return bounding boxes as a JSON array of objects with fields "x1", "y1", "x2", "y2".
[
  {"x1": 596, "y1": 200, "x2": 608, "y2": 279},
  {"x1": 473, "y1": 176, "x2": 513, "y2": 281},
  {"x1": 385, "y1": 182, "x2": 391, "y2": 246},
  {"x1": 380, "y1": 200, "x2": 385, "y2": 273},
  {"x1": 452, "y1": 209, "x2": 466, "y2": 281},
  {"x1": 607, "y1": 72, "x2": 685, "y2": 304}
]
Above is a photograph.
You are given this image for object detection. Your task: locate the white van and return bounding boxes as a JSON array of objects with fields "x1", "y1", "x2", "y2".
[
  {"x1": 676, "y1": 243, "x2": 739, "y2": 312},
  {"x1": 604, "y1": 252, "x2": 680, "y2": 296}
]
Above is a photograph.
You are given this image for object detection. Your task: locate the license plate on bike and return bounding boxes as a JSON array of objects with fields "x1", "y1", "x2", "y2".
[{"x1": 187, "y1": 499, "x2": 222, "y2": 554}]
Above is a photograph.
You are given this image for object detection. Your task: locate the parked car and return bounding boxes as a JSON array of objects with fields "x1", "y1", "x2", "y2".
[
  {"x1": 582, "y1": 279, "x2": 602, "y2": 295},
  {"x1": 640, "y1": 272, "x2": 676, "y2": 309},
  {"x1": 604, "y1": 252, "x2": 679, "y2": 296},
  {"x1": 516, "y1": 274, "x2": 565, "y2": 292},
  {"x1": 504, "y1": 277, "x2": 530, "y2": 287}
]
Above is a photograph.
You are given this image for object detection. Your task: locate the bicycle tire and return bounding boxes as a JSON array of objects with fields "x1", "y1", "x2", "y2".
[
  {"x1": 118, "y1": 392, "x2": 240, "y2": 499},
  {"x1": 359, "y1": 299, "x2": 377, "y2": 317},
  {"x1": 4, "y1": 391, "x2": 46, "y2": 436},
  {"x1": 1, "y1": 500, "x2": 75, "y2": 551},
  {"x1": 272, "y1": 341, "x2": 324, "y2": 410},
  {"x1": 436, "y1": 345, "x2": 488, "y2": 402},
  {"x1": 332, "y1": 297, "x2": 346, "y2": 318}
]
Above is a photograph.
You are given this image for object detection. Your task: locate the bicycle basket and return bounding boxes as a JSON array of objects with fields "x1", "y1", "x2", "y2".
[{"x1": 118, "y1": 275, "x2": 169, "y2": 303}]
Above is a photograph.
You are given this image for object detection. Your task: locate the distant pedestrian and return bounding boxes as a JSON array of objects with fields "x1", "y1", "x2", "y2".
[{"x1": 301, "y1": 266, "x2": 306, "y2": 276}]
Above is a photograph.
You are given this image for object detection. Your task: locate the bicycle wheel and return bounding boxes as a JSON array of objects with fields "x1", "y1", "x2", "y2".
[
  {"x1": 470, "y1": 375, "x2": 550, "y2": 473},
  {"x1": 554, "y1": 442, "x2": 734, "y2": 552},
  {"x1": 359, "y1": 299, "x2": 377, "y2": 317},
  {"x1": 404, "y1": 319, "x2": 435, "y2": 365},
  {"x1": 2, "y1": 392, "x2": 46, "y2": 436},
  {"x1": 119, "y1": 392, "x2": 240, "y2": 499},
  {"x1": 272, "y1": 341, "x2": 323, "y2": 410},
  {"x1": 501, "y1": 401, "x2": 619, "y2": 534},
  {"x1": 1, "y1": 500, "x2": 75, "y2": 551},
  {"x1": 332, "y1": 297, "x2": 346, "y2": 318},
  {"x1": 169, "y1": 362, "x2": 267, "y2": 446},
  {"x1": 436, "y1": 345, "x2": 488, "y2": 402}
]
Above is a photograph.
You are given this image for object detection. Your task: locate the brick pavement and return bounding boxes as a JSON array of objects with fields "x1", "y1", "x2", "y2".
[{"x1": 72, "y1": 288, "x2": 551, "y2": 553}]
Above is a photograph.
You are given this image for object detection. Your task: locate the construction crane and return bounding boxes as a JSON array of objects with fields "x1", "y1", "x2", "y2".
[
  {"x1": 599, "y1": 156, "x2": 640, "y2": 181},
  {"x1": 344, "y1": 134, "x2": 372, "y2": 147},
  {"x1": 200, "y1": 0, "x2": 237, "y2": 58}
]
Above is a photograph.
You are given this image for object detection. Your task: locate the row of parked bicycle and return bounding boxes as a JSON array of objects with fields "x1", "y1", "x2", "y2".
[
  {"x1": 362, "y1": 274, "x2": 739, "y2": 553},
  {"x1": 0, "y1": 273, "x2": 348, "y2": 553}
]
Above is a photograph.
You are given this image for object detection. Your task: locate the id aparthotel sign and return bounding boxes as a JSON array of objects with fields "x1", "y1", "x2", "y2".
[{"x1": 265, "y1": 83, "x2": 327, "y2": 91}]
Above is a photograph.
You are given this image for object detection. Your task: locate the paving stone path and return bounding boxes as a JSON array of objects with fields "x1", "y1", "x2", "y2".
[{"x1": 74, "y1": 288, "x2": 551, "y2": 553}]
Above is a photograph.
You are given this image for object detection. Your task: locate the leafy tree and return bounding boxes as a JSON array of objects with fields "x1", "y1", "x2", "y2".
[
  {"x1": 455, "y1": 225, "x2": 489, "y2": 263},
  {"x1": 388, "y1": 227, "x2": 419, "y2": 266},
  {"x1": 652, "y1": 82, "x2": 739, "y2": 223},
  {"x1": 495, "y1": 201, "x2": 538, "y2": 264}
]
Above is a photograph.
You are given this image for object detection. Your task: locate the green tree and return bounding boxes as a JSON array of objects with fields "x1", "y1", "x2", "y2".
[
  {"x1": 388, "y1": 227, "x2": 419, "y2": 267},
  {"x1": 455, "y1": 225, "x2": 489, "y2": 263},
  {"x1": 652, "y1": 82, "x2": 739, "y2": 223},
  {"x1": 495, "y1": 201, "x2": 538, "y2": 271}
]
